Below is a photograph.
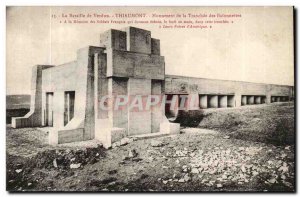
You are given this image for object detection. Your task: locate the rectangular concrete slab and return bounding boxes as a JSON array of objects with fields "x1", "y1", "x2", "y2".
[
  {"x1": 107, "y1": 49, "x2": 165, "y2": 80},
  {"x1": 160, "y1": 122, "x2": 180, "y2": 134},
  {"x1": 124, "y1": 27, "x2": 151, "y2": 54},
  {"x1": 128, "y1": 78, "x2": 151, "y2": 135}
]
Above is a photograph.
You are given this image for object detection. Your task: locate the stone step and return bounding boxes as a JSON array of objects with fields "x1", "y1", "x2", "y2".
[{"x1": 129, "y1": 132, "x2": 169, "y2": 140}]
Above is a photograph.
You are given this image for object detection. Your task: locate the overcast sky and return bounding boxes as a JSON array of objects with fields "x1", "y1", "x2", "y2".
[{"x1": 6, "y1": 6, "x2": 294, "y2": 95}]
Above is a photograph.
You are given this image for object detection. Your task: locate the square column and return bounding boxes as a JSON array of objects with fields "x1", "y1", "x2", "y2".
[
  {"x1": 208, "y1": 95, "x2": 218, "y2": 108},
  {"x1": 276, "y1": 97, "x2": 281, "y2": 102},
  {"x1": 271, "y1": 96, "x2": 276, "y2": 103},
  {"x1": 247, "y1": 96, "x2": 254, "y2": 105},
  {"x1": 254, "y1": 96, "x2": 261, "y2": 104},
  {"x1": 218, "y1": 95, "x2": 227, "y2": 108},
  {"x1": 199, "y1": 95, "x2": 208, "y2": 109},
  {"x1": 241, "y1": 95, "x2": 247, "y2": 106},
  {"x1": 227, "y1": 95, "x2": 235, "y2": 107},
  {"x1": 261, "y1": 96, "x2": 267, "y2": 104},
  {"x1": 128, "y1": 78, "x2": 151, "y2": 135}
]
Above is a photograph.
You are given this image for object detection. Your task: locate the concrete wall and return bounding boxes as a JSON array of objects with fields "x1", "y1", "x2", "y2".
[
  {"x1": 12, "y1": 65, "x2": 54, "y2": 128},
  {"x1": 41, "y1": 46, "x2": 107, "y2": 144},
  {"x1": 165, "y1": 75, "x2": 293, "y2": 108}
]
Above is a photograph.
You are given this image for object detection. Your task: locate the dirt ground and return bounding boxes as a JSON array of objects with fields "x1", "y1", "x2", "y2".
[{"x1": 6, "y1": 103, "x2": 295, "y2": 192}]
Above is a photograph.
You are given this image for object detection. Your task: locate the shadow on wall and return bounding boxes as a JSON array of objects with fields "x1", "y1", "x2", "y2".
[{"x1": 6, "y1": 109, "x2": 30, "y2": 124}]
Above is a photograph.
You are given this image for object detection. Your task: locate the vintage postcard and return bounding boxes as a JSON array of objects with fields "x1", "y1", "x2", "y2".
[{"x1": 6, "y1": 6, "x2": 295, "y2": 192}]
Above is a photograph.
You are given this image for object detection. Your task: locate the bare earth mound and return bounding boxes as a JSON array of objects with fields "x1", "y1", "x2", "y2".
[{"x1": 197, "y1": 102, "x2": 294, "y2": 146}]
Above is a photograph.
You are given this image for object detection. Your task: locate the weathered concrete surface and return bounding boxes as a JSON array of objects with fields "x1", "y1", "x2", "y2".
[
  {"x1": 208, "y1": 95, "x2": 218, "y2": 108},
  {"x1": 227, "y1": 95, "x2": 235, "y2": 107},
  {"x1": 218, "y1": 95, "x2": 227, "y2": 108},
  {"x1": 100, "y1": 29, "x2": 127, "y2": 51},
  {"x1": 241, "y1": 96, "x2": 247, "y2": 106},
  {"x1": 165, "y1": 75, "x2": 294, "y2": 105},
  {"x1": 151, "y1": 80, "x2": 164, "y2": 133},
  {"x1": 247, "y1": 96, "x2": 254, "y2": 105},
  {"x1": 255, "y1": 96, "x2": 262, "y2": 104},
  {"x1": 123, "y1": 26, "x2": 151, "y2": 54},
  {"x1": 160, "y1": 121, "x2": 180, "y2": 134},
  {"x1": 12, "y1": 65, "x2": 54, "y2": 128},
  {"x1": 128, "y1": 78, "x2": 152, "y2": 135},
  {"x1": 106, "y1": 49, "x2": 165, "y2": 80},
  {"x1": 151, "y1": 38, "x2": 160, "y2": 55},
  {"x1": 199, "y1": 95, "x2": 208, "y2": 109}
]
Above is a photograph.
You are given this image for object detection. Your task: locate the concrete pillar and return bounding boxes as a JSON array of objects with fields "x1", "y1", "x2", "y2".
[
  {"x1": 208, "y1": 95, "x2": 218, "y2": 108},
  {"x1": 150, "y1": 80, "x2": 163, "y2": 133},
  {"x1": 261, "y1": 96, "x2": 266, "y2": 104},
  {"x1": 199, "y1": 95, "x2": 208, "y2": 109},
  {"x1": 235, "y1": 93, "x2": 241, "y2": 107},
  {"x1": 254, "y1": 96, "x2": 261, "y2": 104},
  {"x1": 46, "y1": 92, "x2": 54, "y2": 126},
  {"x1": 128, "y1": 78, "x2": 152, "y2": 135},
  {"x1": 266, "y1": 94, "x2": 272, "y2": 104},
  {"x1": 187, "y1": 94, "x2": 200, "y2": 110},
  {"x1": 276, "y1": 97, "x2": 281, "y2": 102},
  {"x1": 165, "y1": 94, "x2": 179, "y2": 120},
  {"x1": 218, "y1": 95, "x2": 227, "y2": 108},
  {"x1": 227, "y1": 95, "x2": 235, "y2": 107},
  {"x1": 281, "y1": 96, "x2": 288, "y2": 102},
  {"x1": 247, "y1": 96, "x2": 254, "y2": 105},
  {"x1": 271, "y1": 96, "x2": 276, "y2": 103},
  {"x1": 241, "y1": 96, "x2": 247, "y2": 106},
  {"x1": 178, "y1": 95, "x2": 189, "y2": 110}
]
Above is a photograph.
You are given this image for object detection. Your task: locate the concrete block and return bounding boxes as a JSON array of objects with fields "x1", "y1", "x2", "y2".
[
  {"x1": 100, "y1": 29, "x2": 127, "y2": 51},
  {"x1": 49, "y1": 130, "x2": 58, "y2": 145},
  {"x1": 123, "y1": 27, "x2": 151, "y2": 54},
  {"x1": 160, "y1": 121, "x2": 180, "y2": 134},
  {"x1": 110, "y1": 77, "x2": 128, "y2": 130},
  {"x1": 107, "y1": 49, "x2": 165, "y2": 80},
  {"x1": 95, "y1": 118, "x2": 113, "y2": 149},
  {"x1": 208, "y1": 95, "x2": 218, "y2": 108},
  {"x1": 111, "y1": 127, "x2": 126, "y2": 143},
  {"x1": 128, "y1": 78, "x2": 151, "y2": 135},
  {"x1": 57, "y1": 128, "x2": 84, "y2": 144},
  {"x1": 218, "y1": 95, "x2": 227, "y2": 108},
  {"x1": 199, "y1": 95, "x2": 208, "y2": 109},
  {"x1": 151, "y1": 38, "x2": 160, "y2": 55}
]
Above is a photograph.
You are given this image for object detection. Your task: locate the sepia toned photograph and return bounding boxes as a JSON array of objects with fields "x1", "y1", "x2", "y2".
[{"x1": 6, "y1": 6, "x2": 295, "y2": 192}]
